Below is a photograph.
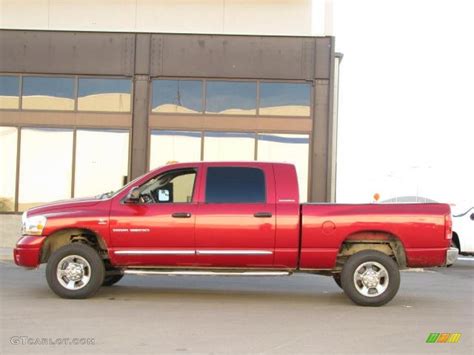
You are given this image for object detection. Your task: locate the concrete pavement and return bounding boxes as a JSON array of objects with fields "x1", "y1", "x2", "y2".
[{"x1": 1, "y1": 258, "x2": 473, "y2": 354}]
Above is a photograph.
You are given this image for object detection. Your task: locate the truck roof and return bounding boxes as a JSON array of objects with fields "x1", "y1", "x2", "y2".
[{"x1": 151, "y1": 161, "x2": 295, "y2": 172}]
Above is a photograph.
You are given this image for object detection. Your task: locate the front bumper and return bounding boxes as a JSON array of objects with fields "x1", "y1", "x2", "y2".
[
  {"x1": 13, "y1": 236, "x2": 47, "y2": 268},
  {"x1": 446, "y1": 247, "x2": 459, "y2": 266}
]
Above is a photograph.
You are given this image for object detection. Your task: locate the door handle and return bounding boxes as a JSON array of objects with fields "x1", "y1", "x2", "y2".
[
  {"x1": 172, "y1": 212, "x2": 192, "y2": 218},
  {"x1": 254, "y1": 212, "x2": 273, "y2": 218}
]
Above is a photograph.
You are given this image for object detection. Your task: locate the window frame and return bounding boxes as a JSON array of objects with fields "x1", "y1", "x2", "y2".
[
  {"x1": 0, "y1": 74, "x2": 133, "y2": 113},
  {"x1": 203, "y1": 166, "x2": 267, "y2": 204},
  {"x1": 148, "y1": 77, "x2": 313, "y2": 118},
  {"x1": 133, "y1": 167, "x2": 199, "y2": 205}
]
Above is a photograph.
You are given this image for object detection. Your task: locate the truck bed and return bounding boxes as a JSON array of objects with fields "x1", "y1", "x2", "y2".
[{"x1": 299, "y1": 203, "x2": 451, "y2": 269}]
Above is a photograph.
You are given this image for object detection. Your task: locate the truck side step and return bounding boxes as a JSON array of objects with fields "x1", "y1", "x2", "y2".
[{"x1": 123, "y1": 269, "x2": 291, "y2": 277}]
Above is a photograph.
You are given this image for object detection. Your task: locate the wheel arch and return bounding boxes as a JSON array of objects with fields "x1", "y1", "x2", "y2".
[
  {"x1": 336, "y1": 230, "x2": 407, "y2": 269},
  {"x1": 40, "y1": 228, "x2": 108, "y2": 264}
]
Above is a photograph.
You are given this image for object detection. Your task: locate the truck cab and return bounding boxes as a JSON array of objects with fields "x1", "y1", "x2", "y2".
[{"x1": 108, "y1": 162, "x2": 291, "y2": 268}]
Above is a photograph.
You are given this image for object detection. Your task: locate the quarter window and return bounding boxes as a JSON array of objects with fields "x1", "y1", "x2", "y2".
[{"x1": 205, "y1": 167, "x2": 265, "y2": 203}]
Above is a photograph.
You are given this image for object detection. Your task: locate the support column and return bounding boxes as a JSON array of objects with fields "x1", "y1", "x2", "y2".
[
  {"x1": 309, "y1": 36, "x2": 336, "y2": 202},
  {"x1": 130, "y1": 34, "x2": 151, "y2": 179},
  {"x1": 130, "y1": 76, "x2": 150, "y2": 179},
  {"x1": 310, "y1": 80, "x2": 330, "y2": 202}
]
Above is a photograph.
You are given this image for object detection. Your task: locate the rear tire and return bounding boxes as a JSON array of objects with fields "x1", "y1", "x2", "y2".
[
  {"x1": 341, "y1": 250, "x2": 400, "y2": 306},
  {"x1": 46, "y1": 243, "x2": 105, "y2": 299}
]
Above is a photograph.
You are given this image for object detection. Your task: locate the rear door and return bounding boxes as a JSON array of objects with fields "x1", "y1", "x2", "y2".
[{"x1": 194, "y1": 163, "x2": 276, "y2": 267}]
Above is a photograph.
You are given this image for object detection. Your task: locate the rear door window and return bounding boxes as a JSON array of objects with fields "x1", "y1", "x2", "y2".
[{"x1": 205, "y1": 167, "x2": 265, "y2": 203}]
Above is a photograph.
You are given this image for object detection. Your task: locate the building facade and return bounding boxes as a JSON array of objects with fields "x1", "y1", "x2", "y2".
[{"x1": 0, "y1": 1, "x2": 340, "y2": 217}]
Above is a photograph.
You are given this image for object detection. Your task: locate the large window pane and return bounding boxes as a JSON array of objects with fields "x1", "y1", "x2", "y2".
[
  {"x1": 78, "y1": 78, "x2": 132, "y2": 112},
  {"x1": 19, "y1": 128, "x2": 73, "y2": 211},
  {"x1": 257, "y1": 134, "x2": 309, "y2": 202},
  {"x1": 203, "y1": 132, "x2": 255, "y2": 161},
  {"x1": 152, "y1": 80, "x2": 202, "y2": 113},
  {"x1": 206, "y1": 81, "x2": 257, "y2": 115},
  {"x1": 74, "y1": 129, "x2": 129, "y2": 197},
  {"x1": 22, "y1": 76, "x2": 74, "y2": 111},
  {"x1": 0, "y1": 127, "x2": 17, "y2": 211},
  {"x1": 0, "y1": 76, "x2": 20, "y2": 109},
  {"x1": 150, "y1": 131, "x2": 201, "y2": 170},
  {"x1": 259, "y1": 82, "x2": 311, "y2": 116}
]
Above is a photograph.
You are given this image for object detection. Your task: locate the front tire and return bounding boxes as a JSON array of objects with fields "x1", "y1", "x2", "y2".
[
  {"x1": 341, "y1": 250, "x2": 400, "y2": 306},
  {"x1": 46, "y1": 243, "x2": 105, "y2": 299}
]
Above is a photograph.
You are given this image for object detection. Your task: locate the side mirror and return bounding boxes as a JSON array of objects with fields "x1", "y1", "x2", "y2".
[
  {"x1": 124, "y1": 186, "x2": 140, "y2": 203},
  {"x1": 158, "y1": 189, "x2": 170, "y2": 202}
]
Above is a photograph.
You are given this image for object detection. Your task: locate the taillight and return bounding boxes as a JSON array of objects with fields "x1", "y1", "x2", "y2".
[{"x1": 445, "y1": 214, "x2": 452, "y2": 240}]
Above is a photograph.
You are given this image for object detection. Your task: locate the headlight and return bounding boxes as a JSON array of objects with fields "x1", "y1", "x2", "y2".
[{"x1": 22, "y1": 215, "x2": 47, "y2": 236}]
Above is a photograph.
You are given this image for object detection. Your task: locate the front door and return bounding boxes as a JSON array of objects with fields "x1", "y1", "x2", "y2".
[
  {"x1": 195, "y1": 164, "x2": 276, "y2": 268},
  {"x1": 109, "y1": 167, "x2": 199, "y2": 266}
]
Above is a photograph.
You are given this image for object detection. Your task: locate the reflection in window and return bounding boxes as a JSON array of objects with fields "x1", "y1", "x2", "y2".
[
  {"x1": 259, "y1": 82, "x2": 311, "y2": 116},
  {"x1": 0, "y1": 127, "x2": 18, "y2": 211},
  {"x1": 74, "y1": 129, "x2": 129, "y2": 197},
  {"x1": 152, "y1": 80, "x2": 202, "y2": 113},
  {"x1": 0, "y1": 76, "x2": 20, "y2": 109},
  {"x1": 19, "y1": 128, "x2": 73, "y2": 211},
  {"x1": 141, "y1": 169, "x2": 196, "y2": 203},
  {"x1": 78, "y1": 78, "x2": 132, "y2": 112},
  {"x1": 150, "y1": 131, "x2": 201, "y2": 170},
  {"x1": 206, "y1": 81, "x2": 257, "y2": 115},
  {"x1": 203, "y1": 132, "x2": 255, "y2": 161},
  {"x1": 22, "y1": 76, "x2": 74, "y2": 111},
  {"x1": 257, "y1": 134, "x2": 309, "y2": 202}
]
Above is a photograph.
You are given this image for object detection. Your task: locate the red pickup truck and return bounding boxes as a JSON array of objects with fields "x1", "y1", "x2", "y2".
[{"x1": 14, "y1": 162, "x2": 457, "y2": 306}]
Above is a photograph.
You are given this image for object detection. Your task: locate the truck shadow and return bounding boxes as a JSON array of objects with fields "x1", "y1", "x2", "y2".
[{"x1": 98, "y1": 285, "x2": 350, "y2": 305}]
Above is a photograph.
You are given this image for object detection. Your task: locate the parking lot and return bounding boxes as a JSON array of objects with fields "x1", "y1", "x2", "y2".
[{"x1": 0, "y1": 255, "x2": 472, "y2": 354}]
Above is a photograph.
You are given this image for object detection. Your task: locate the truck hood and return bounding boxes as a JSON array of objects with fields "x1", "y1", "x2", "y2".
[{"x1": 26, "y1": 197, "x2": 105, "y2": 218}]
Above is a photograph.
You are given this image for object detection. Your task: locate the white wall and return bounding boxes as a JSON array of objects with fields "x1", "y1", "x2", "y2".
[{"x1": 0, "y1": 0, "x2": 321, "y2": 36}]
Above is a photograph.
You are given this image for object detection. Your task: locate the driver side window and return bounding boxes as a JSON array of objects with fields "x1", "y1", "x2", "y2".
[{"x1": 139, "y1": 168, "x2": 196, "y2": 204}]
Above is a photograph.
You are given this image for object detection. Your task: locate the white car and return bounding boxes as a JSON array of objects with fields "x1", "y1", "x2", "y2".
[{"x1": 452, "y1": 206, "x2": 474, "y2": 255}]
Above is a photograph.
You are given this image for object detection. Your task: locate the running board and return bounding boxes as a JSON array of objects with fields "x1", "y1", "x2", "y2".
[{"x1": 124, "y1": 270, "x2": 291, "y2": 277}]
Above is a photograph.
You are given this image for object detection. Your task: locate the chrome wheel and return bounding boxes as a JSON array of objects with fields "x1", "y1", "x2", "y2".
[
  {"x1": 353, "y1": 261, "x2": 389, "y2": 297},
  {"x1": 56, "y1": 255, "x2": 91, "y2": 290}
]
